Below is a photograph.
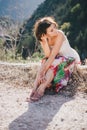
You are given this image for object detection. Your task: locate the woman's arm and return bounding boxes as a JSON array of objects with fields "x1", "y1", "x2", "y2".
[
  {"x1": 40, "y1": 32, "x2": 64, "y2": 75},
  {"x1": 40, "y1": 37, "x2": 51, "y2": 58}
]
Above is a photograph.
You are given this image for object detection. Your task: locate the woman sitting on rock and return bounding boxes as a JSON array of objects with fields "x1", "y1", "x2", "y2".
[{"x1": 28, "y1": 16, "x2": 81, "y2": 102}]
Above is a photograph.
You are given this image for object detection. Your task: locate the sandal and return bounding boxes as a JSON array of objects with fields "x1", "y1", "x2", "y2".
[{"x1": 30, "y1": 90, "x2": 44, "y2": 102}]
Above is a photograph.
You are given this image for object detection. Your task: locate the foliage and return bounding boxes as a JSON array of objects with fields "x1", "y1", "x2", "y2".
[
  {"x1": 71, "y1": 3, "x2": 81, "y2": 13},
  {"x1": 31, "y1": 52, "x2": 44, "y2": 62},
  {"x1": 61, "y1": 22, "x2": 71, "y2": 35},
  {"x1": 1, "y1": 0, "x2": 87, "y2": 61},
  {"x1": 18, "y1": 0, "x2": 87, "y2": 60}
]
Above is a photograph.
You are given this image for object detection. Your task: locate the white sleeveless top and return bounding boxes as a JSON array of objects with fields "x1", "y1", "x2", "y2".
[{"x1": 58, "y1": 30, "x2": 80, "y2": 63}]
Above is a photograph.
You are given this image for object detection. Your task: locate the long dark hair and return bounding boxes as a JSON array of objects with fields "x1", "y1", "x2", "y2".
[{"x1": 33, "y1": 17, "x2": 58, "y2": 41}]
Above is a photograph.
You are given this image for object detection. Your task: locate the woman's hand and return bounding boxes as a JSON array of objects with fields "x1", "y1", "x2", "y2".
[
  {"x1": 41, "y1": 34, "x2": 47, "y2": 43},
  {"x1": 39, "y1": 75, "x2": 46, "y2": 84}
]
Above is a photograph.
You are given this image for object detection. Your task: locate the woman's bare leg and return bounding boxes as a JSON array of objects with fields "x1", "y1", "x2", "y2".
[
  {"x1": 30, "y1": 63, "x2": 46, "y2": 97},
  {"x1": 26, "y1": 67, "x2": 42, "y2": 102},
  {"x1": 31, "y1": 69, "x2": 54, "y2": 101},
  {"x1": 29, "y1": 68, "x2": 41, "y2": 97}
]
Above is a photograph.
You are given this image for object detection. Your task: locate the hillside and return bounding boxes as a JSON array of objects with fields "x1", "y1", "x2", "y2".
[
  {"x1": 24, "y1": 0, "x2": 66, "y2": 33},
  {"x1": 19, "y1": 0, "x2": 87, "y2": 60},
  {"x1": 0, "y1": 0, "x2": 45, "y2": 22}
]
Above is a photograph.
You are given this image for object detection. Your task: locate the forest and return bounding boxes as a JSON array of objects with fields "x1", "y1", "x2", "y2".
[{"x1": 0, "y1": 0, "x2": 87, "y2": 61}]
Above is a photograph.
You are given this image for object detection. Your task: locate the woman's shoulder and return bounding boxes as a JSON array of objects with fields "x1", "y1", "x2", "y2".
[
  {"x1": 58, "y1": 29, "x2": 65, "y2": 35},
  {"x1": 58, "y1": 29, "x2": 67, "y2": 40},
  {"x1": 57, "y1": 29, "x2": 66, "y2": 40}
]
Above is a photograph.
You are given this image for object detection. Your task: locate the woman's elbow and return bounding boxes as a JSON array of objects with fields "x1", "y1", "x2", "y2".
[{"x1": 45, "y1": 53, "x2": 50, "y2": 58}]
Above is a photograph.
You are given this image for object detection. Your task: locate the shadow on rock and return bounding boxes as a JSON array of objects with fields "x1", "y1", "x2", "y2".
[{"x1": 9, "y1": 94, "x2": 73, "y2": 130}]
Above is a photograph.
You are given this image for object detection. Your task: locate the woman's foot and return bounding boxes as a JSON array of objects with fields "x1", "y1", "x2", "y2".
[
  {"x1": 26, "y1": 92, "x2": 43, "y2": 102},
  {"x1": 30, "y1": 85, "x2": 45, "y2": 102},
  {"x1": 30, "y1": 91, "x2": 43, "y2": 101},
  {"x1": 26, "y1": 86, "x2": 39, "y2": 102}
]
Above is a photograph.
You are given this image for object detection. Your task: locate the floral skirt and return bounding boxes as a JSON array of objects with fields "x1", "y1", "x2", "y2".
[{"x1": 49, "y1": 56, "x2": 75, "y2": 93}]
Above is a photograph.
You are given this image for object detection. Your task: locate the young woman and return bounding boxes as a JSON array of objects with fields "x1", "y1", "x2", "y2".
[{"x1": 28, "y1": 16, "x2": 81, "y2": 102}]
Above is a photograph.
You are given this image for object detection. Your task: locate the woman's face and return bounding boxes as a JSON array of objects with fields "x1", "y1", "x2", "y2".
[{"x1": 46, "y1": 24, "x2": 58, "y2": 38}]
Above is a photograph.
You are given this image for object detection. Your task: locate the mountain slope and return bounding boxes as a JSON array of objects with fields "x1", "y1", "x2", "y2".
[
  {"x1": 24, "y1": 0, "x2": 66, "y2": 33},
  {"x1": 19, "y1": 0, "x2": 87, "y2": 59},
  {"x1": 0, "y1": 0, "x2": 45, "y2": 22}
]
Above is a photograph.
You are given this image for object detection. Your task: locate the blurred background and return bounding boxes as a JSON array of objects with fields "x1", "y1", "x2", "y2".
[{"x1": 0, "y1": 0, "x2": 87, "y2": 63}]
